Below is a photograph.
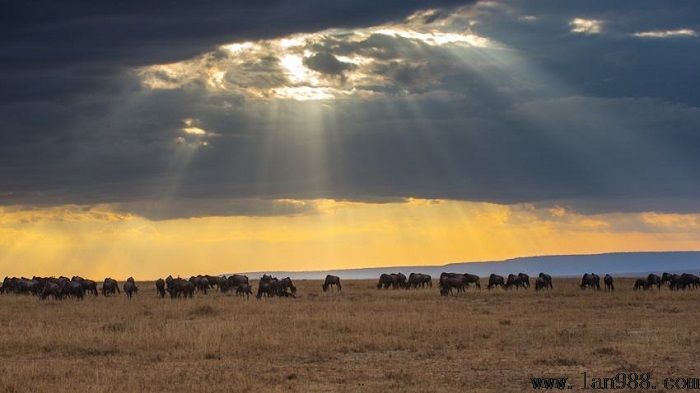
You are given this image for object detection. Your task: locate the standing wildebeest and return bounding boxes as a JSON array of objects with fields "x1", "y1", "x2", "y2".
[
  {"x1": 518, "y1": 273, "x2": 531, "y2": 288},
  {"x1": 62, "y1": 279, "x2": 85, "y2": 299},
  {"x1": 189, "y1": 275, "x2": 210, "y2": 294},
  {"x1": 407, "y1": 273, "x2": 432, "y2": 289},
  {"x1": 322, "y1": 275, "x2": 342, "y2": 292},
  {"x1": 604, "y1": 274, "x2": 614, "y2": 291},
  {"x1": 670, "y1": 273, "x2": 700, "y2": 290},
  {"x1": 538, "y1": 273, "x2": 553, "y2": 289},
  {"x1": 236, "y1": 284, "x2": 253, "y2": 299},
  {"x1": 123, "y1": 277, "x2": 138, "y2": 299},
  {"x1": 392, "y1": 273, "x2": 407, "y2": 289},
  {"x1": 102, "y1": 278, "x2": 120, "y2": 296},
  {"x1": 377, "y1": 273, "x2": 397, "y2": 289},
  {"x1": 661, "y1": 272, "x2": 675, "y2": 287},
  {"x1": 463, "y1": 273, "x2": 481, "y2": 289},
  {"x1": 256, "y1": 278, "x2": 295, "y2": 299},
  {"x1": 488, "y1": 274, "x2": 505, "y2": 289},
  {"x1": 41, "y1": 282, "x2": 63, "y2": 300},
  {"x1": 155, "y1": 278, "x2": 166, "y2": 298},
  {"x1": 72, "y1": 276, "x2": 98, "y2": 296},
  {"x1": 505, "y1": 274, "x2": 526, "y2": 290},
  {"x1": 646, "y1": 273, "x2": 661, "y2": 290},
  {"x1": 634, "y1": 278, "x2": 650, "y2": 290},
  {"x1": 535, "y1": 277, "x2": 548, "y2": 291},
  {"x1": 440, "y1": 276, "x2": 465, "y2": 296},
  {"x1": 580, "y1": 273, "x2": 601, "y2": 290},
  {"x1": 165, "y1": 276, "x2": 194, "y2": 298}
]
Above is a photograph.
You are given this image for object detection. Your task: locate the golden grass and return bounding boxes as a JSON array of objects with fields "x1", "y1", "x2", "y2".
[{"x1": 0, "y1": 278, "x2": 699, "y2": 392}]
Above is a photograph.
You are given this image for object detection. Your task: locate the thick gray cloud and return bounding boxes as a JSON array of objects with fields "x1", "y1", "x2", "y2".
[{"x1": 2, "y1": 1, "x2": 700, "y2": 219}]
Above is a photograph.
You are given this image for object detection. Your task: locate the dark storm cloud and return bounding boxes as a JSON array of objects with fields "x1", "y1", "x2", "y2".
[
  {"x1": 2, "y1": 0, "x2": 700, "y2": 219},
  {"x1": 303, "y1": 52, "x2": 355, "y2": 76}
]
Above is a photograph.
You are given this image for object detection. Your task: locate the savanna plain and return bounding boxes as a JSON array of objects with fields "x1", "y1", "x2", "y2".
[{"x1": 0, "y1": 278, "x2": 699, "y2": 392}]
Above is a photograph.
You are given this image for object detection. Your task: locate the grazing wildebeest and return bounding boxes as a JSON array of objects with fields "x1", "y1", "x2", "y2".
[
  {"x1": 102, "y1": 278, "x2": 120, "y2": 296},
  {"x1": 670, "y1": 273, "x2": 700, "y2": 290},
  {"x1": 322, "y1": 275, "x2": 342, "y2": 292},
  {"x1": 63, "y1": 280, "x2": 85, "y2": 300},
  {"x1": 604, "y1": 274, "x2": 614, "y2": 291},
  {"x1": 123, "y1": 277, "x2": 138, "y2": 299},
  {"x1": 41, "y1": 282, "x2": 63, "y2": 300},
  {"x1": 647, "y1": 273, "x2": 661, "y2": 290},
  {"x1": 377, "y1": 273, "x2": 397, "y2": 289},
  {"x1": 189, "y1": 275, "x2": 210, "y2": 294},
  {"x1": 505, "y1": 274, "x2": 526, "y2": 290},
  {"x1": 580, "y1": 273, "x2": 600, "y2": 290},
  {"x1": 463, "y1": 273, "x2": 481, "y2": 289},
  {"x1": 440, "y1": 276, "x2": 465, "y2": 296},
  {"x1": 278, "y1": 277, "x2": 297, "y2": 294},
  {"x1": 407, "y1": 273, "x2": 432, "y2": 289},
  {"x1": 634, "y1": 278, "x2": 650, "y2": 290},
  {"x1": 487, "y1": 274, "x2": 505, "y2": 289},
  {"x1": 256, "y1": 278, "x2": 295, "y2": 299},
  {"x1": 236, "y1": 284, "x2": 253, "y2": 299},
  {"x1": 72, "y1": 276, "x2": 98, "y2": 296},
  {"x1": 534, "y1": 277, "x2": 548, "y2": 291},
  {"x1": 661, "y1": 272, "x2": 675, "y2": 287},
  {"x1": 392, "y1": 273, "x2": 407, "y2": 289},
  {"x1": 155, "y1": 278, "x2": 166, "y2": 298},
  {"x1": 165, "y1": 276, "x2": 194, "y2": 298},
  {"x1": 538, "y1": 273, "x2": 553, "y2": 289},
  {"x1": 518, "y1": 273, "x2": 530, "y2": 288}
]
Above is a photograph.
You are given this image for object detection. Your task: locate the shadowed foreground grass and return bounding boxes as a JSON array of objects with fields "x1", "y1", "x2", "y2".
[{"x1": 0, "y1": 278, "x2": 699, "y2": 392}]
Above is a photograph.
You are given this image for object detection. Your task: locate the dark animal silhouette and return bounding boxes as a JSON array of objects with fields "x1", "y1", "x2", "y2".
[
  {"x1": 377, "y1": 273, "x2": 397, "y2": 289},
  {"x1": 155, "y1": 278, "x2": 166, "y2": 298},
  {"x1": 102, "y1": 278, "x2": 120, "y2": 296},
  {"x1": 646, "y1": 273, "x2": 661, "y2": 290},
  {"x1": 518, "y1": 273, "x2": 530, "y2": 288},
  {"x1": 123, "y1": 277, "x2": 138, "y2": 299},
  {"x1": 487, "y1": 274, "x2": 505, "y2": 289},
  {"x1": 538, "y1": 273, "x2": 553, "y2": 289},
  {"x1": 322, "y1": 275, "x2": 342, "y2": 292},
  {"x1": 407, "y1": 273, "x2": 432, "y2": 289},
  {"x1": 604, "y1": 274, "x2": 614, "y2": 291},
  {"x1": 505, "y1": 274, "x2": 526, "y2": 290},
  {"x1": 634, "y1": 278, "x2": 650, "y2": 290},
  {"x1": 580, "y1": 273, "x2": 600, "y2": 290},
  {"x1": 236, "y1": 284, "x2": 253, "y2": 299},
  {"x1": 535, "y1": 277, "x2": 548, "y2": 291}
]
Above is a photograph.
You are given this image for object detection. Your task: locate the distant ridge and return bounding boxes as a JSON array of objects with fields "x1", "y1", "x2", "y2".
[{"x1": 239, "y1": 251, "x2": 700, "y2": 279}]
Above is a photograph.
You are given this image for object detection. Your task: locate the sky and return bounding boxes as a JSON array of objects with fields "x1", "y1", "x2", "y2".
[{"x1": 1, "y1": 1, "x2": 700, "y2": 278}]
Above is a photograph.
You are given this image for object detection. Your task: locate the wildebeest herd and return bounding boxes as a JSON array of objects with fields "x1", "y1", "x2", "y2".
[{"x1": 1, "y1": 271, "x2": 698, "y2": 301}]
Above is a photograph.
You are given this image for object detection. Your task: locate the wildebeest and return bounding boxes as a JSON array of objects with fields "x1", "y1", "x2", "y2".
[
  {"x1": 646, "y1": 273, "x2": 661, "y2": 290},
  {"x1": 102, "y1": 277, "x2": 120, "y2": 296},
  {"x1": 463, "y1": 273, "x2": 481, "y2": 289},
  {"x1": 123, "y1": 277, "x2": 138, "y2": 299},
  {"x1": 189, "y1": 275, "x2": 210, "y2": 294},
  {"x1": 256, "y1": 277, "x2": 296, "y2": 299},
  {"x1": 634, "y1": 278, "x2": 650, "y2": 290},
  {"x1": 604, "y1": 274, "x2": 614, "y2": 291},
  {"x1": 236, "y1": 283, "x2": 253, "y2": 299},
  {"x1": 580, "y1": 273, "x2": 600, "y2": 290},
  {"x1": 221, "y1": 274, "x2": 249, "y2": 293},
  {"x1": 155, "y1": 278, "x2": 166, "y2": 298},
  {"x1": 377, "y1": 273, "x2": 397, "y2": 289},
  {"x1": 439, "y1": 276, "x2": 465, "y2": 296},
  {"x1": 62, "y1": 279, "x2": 85, "y2": 299},
  {"x1": 322, "y1": 275, "x2": 342, "y2": 292},
  {"x1": 40, "y1": 282, "x2": 62, "y2": 300},
  {"x1": 165, "y1": 276, "x2": 195, "y2": 298},
  {"x1": 487, "y1": 274, "x2": 505, "y2": 289},
  {"x1": 407, "y1": 273, "x2": 432, "y2": 289},
  {"x1": 505, "y1": 274, "x2": 527, "y2": 290},
  {"x1": 534, "y1": 277, "x2": 548, "y2": 291},
  {"x1": 538, "y1": 273, "x2": 553, "y2": 289},
  {"x1": 72, "y1": 276, "x2": 98, "y2": 296},
  {"x1": 518, "y1": 273, "x2": 530, "y2": 288},
  {"x1": 670, "y1": 273, "x2": 700, "y2": 290}
]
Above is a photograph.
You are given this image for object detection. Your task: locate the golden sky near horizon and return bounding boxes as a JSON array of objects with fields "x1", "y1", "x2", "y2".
[{"x1": 2, "y1": 199, "x2": 699, "y2": 279}]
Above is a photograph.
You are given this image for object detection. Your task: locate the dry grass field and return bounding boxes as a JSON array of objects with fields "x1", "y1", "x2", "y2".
[{"x1": 0, "y1": 278, "x2": 699, "y2": 392}]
